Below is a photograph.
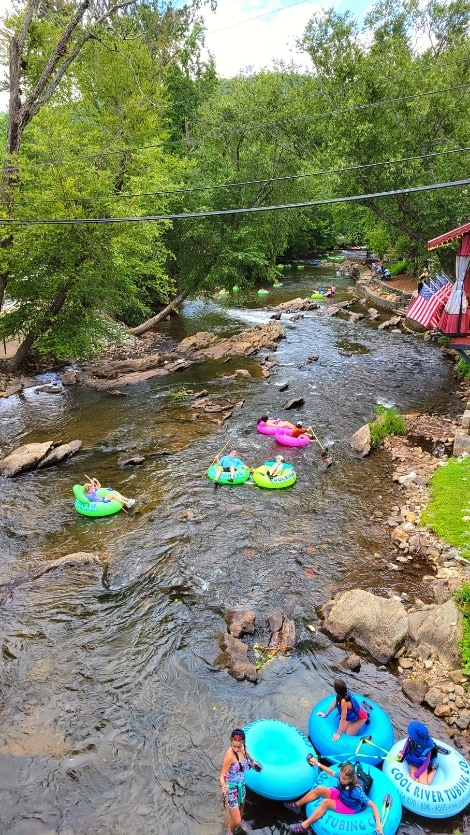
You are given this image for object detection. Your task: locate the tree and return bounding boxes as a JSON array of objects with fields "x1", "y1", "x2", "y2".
[
  {"x1": 297, "y1": 0, "x2": 470, "y2": 265},
  {"x1": 0, "y1": 0, "x2": 217, "y2": 369}
]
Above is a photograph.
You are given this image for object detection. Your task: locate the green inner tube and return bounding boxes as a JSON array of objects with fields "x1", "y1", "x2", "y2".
[
  {"x1": 232, "y1": 285, "x2": 240, "y2": 292},
  {"x1": 310, "y1": 293, "x2": 324, "y2": 299},
  {"x1": 257, "y1": 289, "x2": 269, "y2": 295},
  {"x1": 217, "y1": 289, "x2": 229, "y2": 296},
  {"x1": 252, "y1": 463, "x2": 297, "y2": 489},
  {"x1": 207, "y1": 464, "x2": 251, "y2": 485},
  {"x1": 73, "y1": 484, "x2": 123, "y2": 517},
  {"x1": 272, "y1": 282, "x2": 283, "y2": 287}
]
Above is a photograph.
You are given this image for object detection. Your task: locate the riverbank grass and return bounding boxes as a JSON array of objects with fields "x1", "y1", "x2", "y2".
[
  {"x1": 369, "y1": 405, "x2": 407, "y2": 446},
  {"x1": 421, "y1": 455, "x2": 470, "y2": 559},
  {"x1": 453, "y1": 583, "x2": 470, "y2": 675}
]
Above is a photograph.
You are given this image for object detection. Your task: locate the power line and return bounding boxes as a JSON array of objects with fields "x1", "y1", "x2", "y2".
[
  {"x1": 4, "y1": 83, "x2": 469, "y2": 170},
  {"x1": 207, "y1": 0, "x2": 314, "y2": 34},
  {"x1": 8, "y1": 145, "x2": 470, "y2": 207},
  {"x1": 2, "y1": 178, "x2": 468, "y2": 225}
]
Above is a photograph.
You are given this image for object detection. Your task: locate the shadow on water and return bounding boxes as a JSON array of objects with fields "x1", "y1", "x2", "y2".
[{"x1": 0, "y1": 268, "x2": 466, "y2": 834}]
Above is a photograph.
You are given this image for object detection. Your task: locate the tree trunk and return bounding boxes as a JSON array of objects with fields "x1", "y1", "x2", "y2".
[
  {"x1": 2, "y1": 282, "x2": 72, "y2": 372},
  {"x1": 2, "y1": 331, "x2": 36, "y2": 373},
  {"x1": 130, "y1": 289, "x2": 190, "y2": 335}
]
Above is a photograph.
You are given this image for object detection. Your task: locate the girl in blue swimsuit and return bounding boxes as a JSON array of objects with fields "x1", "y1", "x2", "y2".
[{"x1": 219, "y1": 728, "x2": 262, "y2": 834}]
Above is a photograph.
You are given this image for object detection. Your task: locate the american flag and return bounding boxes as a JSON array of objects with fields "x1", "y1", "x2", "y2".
[{"x1": 406, "y1": 277, "x2": 452, "y2": 328}]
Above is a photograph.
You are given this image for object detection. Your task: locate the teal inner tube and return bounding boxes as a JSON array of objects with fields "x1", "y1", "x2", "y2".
[
  {"x1": 206, "y1": 464, "x2": 251, "y2": 485},
  {"x1": 252, "y1": 462, "x2": 296, "y2": 489},
  {"x1": 243, "y1": 718, "x2": 318, "y2": 801},
  {"x1": 73, "y1": 484, "x2": 124, "y2": 517}
]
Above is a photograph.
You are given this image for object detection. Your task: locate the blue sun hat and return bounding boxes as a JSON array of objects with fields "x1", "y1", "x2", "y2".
[{"x1": 408, "y1": 721, "x2": 433, "y2": 749}]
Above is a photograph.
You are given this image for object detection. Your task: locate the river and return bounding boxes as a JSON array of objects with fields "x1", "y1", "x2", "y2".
[{"x1": 0, "y1": 266, "x2": 466, "y2": 835}]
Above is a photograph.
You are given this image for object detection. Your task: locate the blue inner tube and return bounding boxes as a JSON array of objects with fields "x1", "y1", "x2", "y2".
[
  {"x1": 306, "y1": 764, "x2": 402, "y2": 835},
  {"x1": 206, "y1": 464, "x2": 250, "y2": 485},
  {"x1": 243, "y1": 719, "x2": 318, "y2": 801},
  {"x1": 308, "y1": 693, "x2": 394, "y2": 766},
  {"x1": 382, "y1": 738, "x2": 470, "y2": 818},
  {"x1": 73, "y1": 484, "x2": 123, "y2": 517}
]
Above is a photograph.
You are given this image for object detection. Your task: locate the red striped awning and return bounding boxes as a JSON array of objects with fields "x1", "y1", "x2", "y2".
[{"x1": 428, "y1": 222, "x2": 470, "y2": 250}]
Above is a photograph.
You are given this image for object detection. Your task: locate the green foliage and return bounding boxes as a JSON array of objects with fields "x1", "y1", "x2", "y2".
[
  {"x1": 453, "y1": 583, "x2": 470, "y2": 674},
  {"x1": 366, "y1": 225, "x2": 390, "y2": 259},
  {"x1": 298, "y1": 0, "x2": 470, "y2": 264},
  {"x1": 422, "y1": 455, "x2": 470, "y2": 560},
  {"x1": 455, "y1": 358, "x2": 470, "y2": 379},
  {"x1": 1, "y1": 0, "x2": 469, "y2": 366},
  {"x1": 167, "y1": 387, "x2": 193, "y2": 399},
  {"x1": 369, "y1": 405, "x2": 407, "y2": 445},
  {"x1": 388, "y1": 260, "x2": 407, "y2": 276}
]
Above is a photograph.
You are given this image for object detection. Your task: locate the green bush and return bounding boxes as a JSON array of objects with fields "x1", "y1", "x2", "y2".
[
  {"x1": 455, "y1": 357, "x2": 470, "y2": 379},
  {"x1": 369, "y1": 405, "x2": 407, "y2": 445},
  {"x1": 388, "y1": 260, "x2": 407, "y2": 276}
]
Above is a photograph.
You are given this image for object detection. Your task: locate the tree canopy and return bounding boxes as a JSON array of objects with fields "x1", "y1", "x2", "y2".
[{"x1": 0, "y1": 0, "x2": 468, "y2": 369}]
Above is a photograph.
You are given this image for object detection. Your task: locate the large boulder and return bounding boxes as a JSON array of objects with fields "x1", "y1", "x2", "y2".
[
  {"x1": 407, "y1": 600, "x2": 463, "y2": 669},
  {"x1": 226, "y1": 609, "x2": 256, "y2": 637},
  {"x1": 348, "y1": 424, "x2": 371, "y2": 457},
  {"x1": 186, "y1": 321, "x2": 285, "y2": 361},
  {"x1": 267, "y1": 610, "x2": 295, "y2": 648},
  {"x1": 0, "y1": 442, "x2": 54, "y2": 477},
  {"x1": 321, "y1": 589, "x2": 408, "y2": 664},
  {"x1": 273, "y1": 298, "x2": 319, "y2": 312},
  {"x1": 37, "y1": 440, "x2": 82, "y2": 468},
  {"x1": 217, "y1": 632, "x2": 258, "y2": 683}
]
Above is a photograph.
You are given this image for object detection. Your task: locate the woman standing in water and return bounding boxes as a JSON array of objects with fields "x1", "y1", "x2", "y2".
[{"x1": 219, "y1": 728, "x2": 262, "y2": 834}]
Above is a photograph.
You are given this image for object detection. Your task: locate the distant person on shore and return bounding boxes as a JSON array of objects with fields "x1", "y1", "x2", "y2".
[
  {"x1": 213, "y1": 449, "x2": 246, "y2": 483},
  {"x1": 398, "y1": 721, "x2": 438, "y2": 785},
  {"x1": 316, "y1": 678, "x2": 369, "y2": 739},
  {"x1": 84, "y1": 476, "x2": 135, "y2": 508}
]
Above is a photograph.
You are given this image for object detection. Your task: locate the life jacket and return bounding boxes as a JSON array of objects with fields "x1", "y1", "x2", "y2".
[
  {"x1": 337, "y1": 781, "x2": 368, "y2": 811},
  {"x1": 403, "y1": 722, "x2": 437, "y2": 766},
  {"x1": 335, "y1": 689, "x2": 361, "y2": 722}
]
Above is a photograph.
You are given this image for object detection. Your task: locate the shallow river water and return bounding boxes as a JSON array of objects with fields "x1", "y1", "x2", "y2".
[{"x1": 0, "y1": 267, "x2": 466, "y2": 835}]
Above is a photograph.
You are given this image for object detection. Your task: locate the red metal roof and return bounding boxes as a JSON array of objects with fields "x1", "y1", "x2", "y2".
[{"x1": 428, "y1": 222, "x2": 470, "y2": 250}]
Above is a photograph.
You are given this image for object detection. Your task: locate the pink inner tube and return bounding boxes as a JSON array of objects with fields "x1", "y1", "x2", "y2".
[
  {"x1": 274, "y1": 428, "x2": 310, "y2": 447},
  {"x1": 257, "y1": 420, "x2": 284, "y2": 436}
]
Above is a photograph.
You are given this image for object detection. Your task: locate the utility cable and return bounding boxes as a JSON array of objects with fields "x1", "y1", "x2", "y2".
[
  {"x1": 206, "y1": 0, "x2": 314, "y2": 34},
  {"x1": 1, "y1": 178, "x2": 468, "y2": 225}
]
